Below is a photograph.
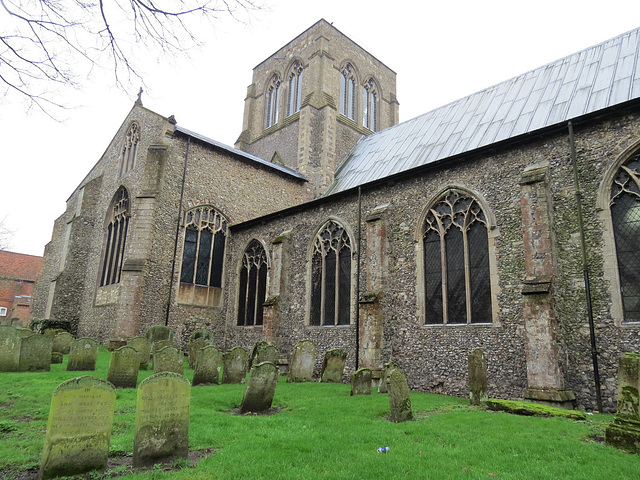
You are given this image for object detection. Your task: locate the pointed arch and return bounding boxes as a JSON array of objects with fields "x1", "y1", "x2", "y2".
[
  {"x1": 362, "y1": 77, "x2": 379, "y2": 132},
  {"x1": 119, "y1": 122, "x2": 140, "y2": 176},
  {"x1": 237, "y1": 239, "x2": 269, "y2": 326},
  {"x1": 99, "y1": 186, "x2": 130, "y2": 286},
  {"x1": 339, "y1": 63, "x2": 358, "y2": 121},
  {"x1": 286, "y1": 60, "x2": 304, "y2": 117},
  {"x1": 265, "y1": 73, "x2": 282, "y2": 128}
]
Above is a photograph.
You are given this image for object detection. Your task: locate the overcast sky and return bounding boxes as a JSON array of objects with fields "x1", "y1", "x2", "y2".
[{"x1": 2, "y1": 0, "x2": 640, "y2": 256}]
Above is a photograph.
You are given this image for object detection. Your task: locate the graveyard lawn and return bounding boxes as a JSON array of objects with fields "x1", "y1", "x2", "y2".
[{"x1": 1, "y1": 348, "x2": 639, "y2": 480}]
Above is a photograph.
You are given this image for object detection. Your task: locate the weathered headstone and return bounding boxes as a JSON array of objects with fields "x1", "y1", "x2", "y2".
[
  {"x1": 378, "y1": 361, "x2": 398, "y2": 393},
  {"x1": 189, "y1": 329, "x2": 213, "y2": 343},
  {"x1": 0, "y1": 325, "x2": 21, "y2": 372},
  {"x1": 107, "y1": 345, "x2": 141, "y2": 388},
  {"x1": 146, "y1": 325, "x2": 174, "y2": 345},
  {"x1": 107, "y1": 338, "x2": 127, "y2": 351},
  {"x1": 128, "y1": 336, "x2": 151, "y2": 370},
  {"x1": 350, "y1": 368, "x2": 372, "y2": 396},
  {"x1": 52, "y1": 331, "x2": 73, "y2": 355},
  {"x1": 240, "y1": 362, "x2": 279, "y2": 414},
  {"x1": 51, "y1": 352, "x2": 63, "y2": 364},
  {"x1": 222, "y1": 347, "x2": 249, "y2": 384},
  {"x1": 153, "y1": 345, "x2": 184, "y2": 375},
  {"x1": 287, "y1": 339, "x2": 317, "y2": 383},
  {"x1": 40, "y1": 376, "x2": 116, "y2": 480},
  {"x1": 188, "y1": 338, "x2": 210, "y2": 369},
  {"x1": 606, "y1": 353, "x2": 640, "y2": 453},
  {"x1": 67, "y1": 338, "x2": 99, "y2": 371},
  {"x1": 387, "y1": 368, "x2": 413, "y2": 422},
  {"x1": 251, "y1": 342, "x2": 279, "y2": 367},
  {"x1": 133, "y1": 372, "x2": 190, "y2": 467},
  {"x1": 150, "y1": 339, "x2": 174, "y2": 369},
  {"x1": 192, "y1": 345, "x2": 223, "y2": 386},
  {"x1": 19, "y1": 333, "x2": 53, "y2": 372},
  {"x1": 320, "y1": 348, "x2": 347, "y2": 383},
  {"x1": 468, "y1": 348, "x2": 488, "y2": 406}
]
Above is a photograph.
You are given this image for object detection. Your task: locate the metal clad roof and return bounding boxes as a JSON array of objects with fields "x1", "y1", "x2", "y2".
[{"x1": 326, "y1": 27, "x2": 640, "y2": 195}]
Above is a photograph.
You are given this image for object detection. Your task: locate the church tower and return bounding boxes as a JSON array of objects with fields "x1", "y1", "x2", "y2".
[{"x1": 235, "y1": 19, "x2": 399, "y2": 198}]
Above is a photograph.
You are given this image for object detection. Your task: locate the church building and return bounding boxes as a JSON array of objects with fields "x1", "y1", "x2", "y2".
[{"x1": 32, "y1": 20, "x2": 640, "y2": 411}]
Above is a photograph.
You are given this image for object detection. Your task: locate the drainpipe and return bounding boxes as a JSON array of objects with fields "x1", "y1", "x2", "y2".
[
  {"x1": 568, "y1": 121, "x2": 603, "y2": 412},
  {"x1": 165, "y1": 136, "x2": 190, "y2": 326},
  {"x1": 355, "y1": 186, "x2": 362, "y2": 370}
]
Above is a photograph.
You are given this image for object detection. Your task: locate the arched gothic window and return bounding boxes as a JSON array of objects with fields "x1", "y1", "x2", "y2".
[
  {"x1": 362, "y1": 79, "x2": 377, "y2": 132},
  {"x1": 100, "y1": 187, "x2": 130, "y2": 286},
  {"x1": 180, "y1": 206, "x2": 227, "y2": 288},
  {"x1": 119, "y1": 123, "x2": 140, "y2": 176},
  {"x1": 422, "y1": 190, "x2": 492, "y2": 324},
  {"x1": 310, "y1": 220, "x2": 352, "y2": 326},
  {"x1": 266, "y1": 75, "x2": 281, "y2": 128},
  {"x1": 610, "y1": 152, "x2": 640, "y2": 321},
  {"x1": 287, "y1": 62, "x2": 303, "y2": 117},
  {"x1": 237, "y1": 240, "x2": 268, "y2": 326},
  {"x1": 339, "y1": 64, "x2": 356, "y2": 120}
]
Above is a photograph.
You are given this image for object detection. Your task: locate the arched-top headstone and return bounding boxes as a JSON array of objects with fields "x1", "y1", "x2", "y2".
[
  {"x1": 67, "y1": 338, "x2": 99, "y2": 371},
  {"x1": 19, "y1": 334, "x2": 53, "y2": 372},
  {"x1": 127, "y1": 336, "x2": 151, "y2": 370},
  {"x1": 350, "y1": 368, "x2": 372, "y2": 396},
  {"x1": 222, "y1": 347, "x2": 249, "y2": 384},
  {"x1": 287, "y1": 339, "x2": 317, "y2": 383},
  {"x1": 192, "y1": 345, "x2": 223, "y2": 386},
  {"x1": 0, "y1": 325, "x2": 21, "y2": 372},
  {"x1": 153, "y1": 345, "x2": 184, "y2": 375},
  {"x1": 188, "y1": 329, "x2": 213, "y2": 343},
  {"x1": 107, "y1": 345, "x2": 141, "y2": 388},
  {"x1": 240, "y1": 362, "x2": 279, "y2": 414},
  {"x1": 320, "y1": 348, "x2": 347, "y2": 383},
  {"x1": 40, "y1": 376, "x2": 116, "y2": 480},
  {"x1": 188, "y1": 338, "x2": 211, "y2": 369},
  {"x1": 52, "y1": 331, "x2": 74, "y2": 355},
  {"x1": 387, "y1": 368, "x2": 413, "y2": 422},
  {"x1": 145, "y1": 325, "x2": 174, "y2": 345},
  {"x1": 250, "y1": 341, "x2": 279, "y2": 368}
]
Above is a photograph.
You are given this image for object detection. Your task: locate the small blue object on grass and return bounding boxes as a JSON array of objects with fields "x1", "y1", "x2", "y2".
[{"x1": 377, "y1": 446, "x2": 389, "y2": 453}]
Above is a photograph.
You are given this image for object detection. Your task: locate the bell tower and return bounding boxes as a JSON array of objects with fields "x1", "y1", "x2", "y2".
[{"x1": 235, "y1": 19, "x2": 399, "y2": 199}]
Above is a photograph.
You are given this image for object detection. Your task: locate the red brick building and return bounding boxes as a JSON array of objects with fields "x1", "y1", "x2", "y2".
[{"x1": 0, "y1": 250, "x2": 42, "y2": 326}]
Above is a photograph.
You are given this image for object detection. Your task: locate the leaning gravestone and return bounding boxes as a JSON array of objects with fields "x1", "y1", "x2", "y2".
[
  {"x1": 350, "y1": 368, "x2": 372, "y2": 396},
  {"x1": 222, "y1": 347, "x2": 249, "y2": 384},
  {"x1": 128, "y1": 336, "x2": 151, "y2": 370},
  {"x1": 387, "y1": 368, "x2": 413, "y2": 422},
  {"x1": 40, "y1": 376, "x2": 116, "y2": 480},
  {"x1": 153, "y1": 345, "x2": 184, "y2": 375},
  {"x1": 320, "y1": 348, "x2": 347, "y2": 383},
  {"x1": 240, "y1": 361, "x2": 279, "y2": 414},
  {"x1": 133, "y1": 372, "x2": 190, "y2": 467},
  {"x1": 468, "y1": 348, "x2": 488, "y2": 406},
  {"x1": 107, "y1": 345, "x2": 141, "y2": 388},
  {"x1": 188, "y1": 338, "x2": 211, "y2": 369},
  {"x1": 0, "y1": 325, "x2": 21, "y2": 372},
  {"x1": 19, "y1": 333, "x2": 53, "y2": 372},
  {"x1": 52, "y1": 331, "x2": 73, "y2": 355},
  {"x1": 192, "y1": 346, "x2": 223, "y2": 386},
  {"x1": 287, "y1": 339, "x2": 317, "y2": 383},
  {"x1": 606, "y1": 353, "x2": 640, "y2": 453},
  {"x1": 378, "y1": 361, "x2": 398, "y2": 393},
  {"x1": 67, "y1": 338, "x2": 99, "y2": 371},
  {"x1": 146, "y1": 325, "x2": 174, "y2": 346}
]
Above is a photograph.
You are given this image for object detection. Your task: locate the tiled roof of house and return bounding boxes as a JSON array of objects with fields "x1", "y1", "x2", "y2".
[
  {"x1": 327, "y1": 27, "x2": 640, "y2": 194},
  {"x1": 0, "y1": 250, "x2": 42, "y2": 282}
]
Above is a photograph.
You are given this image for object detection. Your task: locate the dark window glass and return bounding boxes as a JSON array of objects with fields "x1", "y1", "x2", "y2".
[
  {"x1": 195, "y1": 229, "x2": 212, "y2": 286},
  {"x1": 100, "y1": 187, "x2": 130, "y2": 287},
  {"x1": 237, "y1": 240, "x2": 268, "y2": 327},
  {"x1": 210, "y1": 231, "x2": 225, "y2": 288},
  {"x1": 445, "y1": 226, "x2": 467, "y2": 324},
  {"x1": 423, "y1": 229, "x2": 443, "y2": 324},
  {"x1": 468, "y1": 221, "x2": 491, "y2": 323},
  {"x1": 310, "y1": 250, "x2": 323, "y2": 326}
]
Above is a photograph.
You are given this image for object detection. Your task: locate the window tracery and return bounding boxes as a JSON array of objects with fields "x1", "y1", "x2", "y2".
[
  {"x1": 266, "y1": 75, "x2": 281, "y2": 128},
  {"x1": 237, "y1": 240, "x2": 268, "y2": 326},
  {"x1": 287, "y1": 62, "x2": 303, "y2": 117},
  {"x1": 363, "y1": 79, "x2": 378, "y2": 131},
  {"x1": 339, "y1": 64, "x2": 356, "y2": 120},
  {"x1": 100, "y1": 187, "x2": 130, "y2": 286},
  {"x1": 119, "y1": 122, "x2": 139, "y2": 176}
]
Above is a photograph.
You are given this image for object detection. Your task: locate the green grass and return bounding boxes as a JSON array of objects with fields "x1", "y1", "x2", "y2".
[{"x1": 1, "y1": 348, "x2": 638, "y2": 479}]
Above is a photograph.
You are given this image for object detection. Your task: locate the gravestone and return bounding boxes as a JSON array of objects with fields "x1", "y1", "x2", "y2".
[
  {"x1": 350, "y1": 368, "x2": 372, "y2": 396},
  {"x1": 151, "y1": 339, "x2": 174, "y2": 367},
  {"x1": 189, "y1": 329, "x2": 214, "y2": 343},
  {"x1": 192, "y1": 345, "x2": 223, "y2": 386},
  {"x1": 19, "y1": 333, "x2": 53, "y2": 372},
  {"x1": 0, "y1": 325, "x2": 21, "y2": 372},
  {"x1": 468, "y1": 348, "x2": 488, "y2": 406},
  {"x1": 153, "y1": 345, "x2": 184, "y2": 375},
  {"x1": 606, "y1": 353, "x2": 640, "y2": 453},
  {"x1": 222, "y1": 347, "x2": 249, "y2": 384},
  {"x1": 133, "y1": 372, "x2": 190, "y2": 467},
  {"x1": 320, "y1": 348, "x2": 347, "y2": 383},
  {"x1": 40, "y1": 376, "x2": 116, "y2": 480},
  {"x1": 240, "y1": 361, "x2": 279, "y2": 414},
  {"x1": 107, "y1": 345, "x2": 141, "y2": 388},
  {"x1": 67, "y1": 338, "x2": 99, "y2": 371},
  {"x1": 387, "y1": 368, "x2": 413, "y2": 422},
  {"x1": 378, "y1": 361, "x2": 398, "y2": 393},
  {"x1": 188, "y1": 338, "x2": 210, "y2": 369},
  {"x1": 52, "y1": 331, "x2": 73, "y2": 355},
  {"x1": 128, "y1": 336, "x2": 151, "y2": 370},
  {"x1": 145, "y1": 325, "x2": 174, "y2": 345},
  {"x1": 287, "y1": 339, "x2": 317, "y2": 383},
  {"x1": 250, "y1": 341, "x2": 279, "y2": 368},
  {"x1": 51, "y1": 352, "x2": 63, "y2": 364}
]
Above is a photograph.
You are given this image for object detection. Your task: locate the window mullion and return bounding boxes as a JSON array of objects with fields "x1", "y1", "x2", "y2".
[
  {"x1": 440, "y1": 226, "x2": 448, "y2": 324},
  {"x1": 334, "y1": 245, "x2": 340, "y2": 325},
  {"x1": 192, "y1": 228, "x2": 202, "y2": 285},
  {"x1": 463, "y1": 224, "x2": 472, "y2": 323}
]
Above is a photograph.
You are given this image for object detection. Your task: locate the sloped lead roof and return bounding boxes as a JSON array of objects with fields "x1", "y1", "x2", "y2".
[{"x1": 327, "y1": 27, "x2": 640, "y2": 195}]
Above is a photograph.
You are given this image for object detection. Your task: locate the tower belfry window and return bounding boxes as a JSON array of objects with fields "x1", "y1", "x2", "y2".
[
  {"x1": 287, "y1": 62, "x2": 303, "y2": 117},
  {"x1": 339, "y1": 65, "x2": 356, "y2": 121},
  {"x1": 363, "y1": 79, "x2": 378, "y2": 132},
  {"x1": 266, "y1": 75, "x2": 281, "y2": 128}
]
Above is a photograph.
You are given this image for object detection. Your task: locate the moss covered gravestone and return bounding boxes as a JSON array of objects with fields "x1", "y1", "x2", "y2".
[
  {"x1": 67, "y1": 338, "x2": 99, "y2": 371},
  {"x1": 192, "y1": 345, "x2": 223, "y2": 386},
  {"x1": 468, "y1": 348, "x2": 488, "y2": 406},
  {"x1": 320, "y1": 348, "x2": 347, "y2": 383},
  {"x1": 287, "y1": 340, "x2": 317, "y2": 383},
  {"x1": 606, "y1": 353, "x2": 640, "y2": 453},
  {"x1": 250, "y1": 341, "x2": 279, "y2": 368},
  {"x1": 52, "y1": 331, "x2": 73, "y2": 355},
  {"x1": 40, "y1": 376, "x2": 116, "y2": 479},
  {"x1": 19, "y1": 333, "x2": 53, "y2": 372},
  {"x1": 350, "y1": 368, "x2": 372, "y2": 395},
  {"x1": 0, "y1": 325, "x2": 21, "y2": 372},
  {"x1": 145, "y1": 325, "x2": 174, "y2": 345},
  {"x1": 153, "y1": 345, "x2": 184, "y2": 375},
  {"x1": 240, "y1": 361, "x2": 279, "y2": 413},
  {"x1": 107, "y1": 345, "x2": 141, "y2": 388},
  {"x1": 133, "y1": 372, "x2": 190, "y2": 467},
  {"x1": 127, "y1": 336, "x2": 151, "y2": 370},
  {"x1": 387, "y1": 368, "x2": 413, "y2": 422},
  {"x1": 378, "y1": 361, "x2": 398, "y2": 393},
  {"x1": 188, "y1": 338, "x2": 211, "y2": 369},
  {"x1": 222, "y1": 347, "x2": 249, "y2": 384}
]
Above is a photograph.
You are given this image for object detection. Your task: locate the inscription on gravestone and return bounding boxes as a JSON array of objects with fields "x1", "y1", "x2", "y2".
[
  {"x1": 287, "y1": 339, "x2": 317, "y2": 383},
  {"x1": 107, "y1": 345, "x2": 141, "y2": 388},
  {"x1": 133, "y1": 372, "x2": 190, "y2": 467},
  {"x1": 67, "y1": 338, "x2": 99, "y2": 371},
  {"x1": 40, "y1": 376, "x2": 116, "y2": 480}
]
